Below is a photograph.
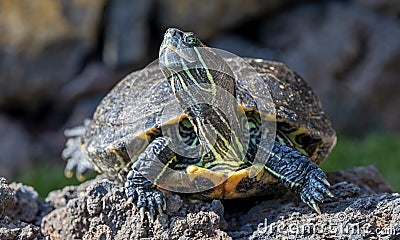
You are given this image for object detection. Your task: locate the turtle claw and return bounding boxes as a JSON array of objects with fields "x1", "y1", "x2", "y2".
[
  {"x1": 140, "y1": 207, "x2": 146, "y2": 222},
  {"x1": 311, "y1": 202, "x2": 321, "y2": 215},
  {"x1": 321, "y1": 178, "x2": 331, "y2": 187},
  {"x1": 125, "y1": 184, "x2": 165, "y2": 222},
  {"x1": 299, "y1": 168, "x2": 333, "y2": 214},
  {"x1": 326, "y1": 189, "x2": 335, "y2": 198}
]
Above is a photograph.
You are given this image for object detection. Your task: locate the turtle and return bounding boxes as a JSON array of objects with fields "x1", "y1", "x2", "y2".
[{"x1": 62, "y1": 28, "x2": 336, "y2": 221}]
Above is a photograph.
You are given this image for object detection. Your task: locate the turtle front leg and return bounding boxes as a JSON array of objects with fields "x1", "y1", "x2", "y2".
[
  {"x1": 263, "y1": 141, "x2": 334, "y2": 214},
  {"x1": 125, "y1": 137, "x2": 175, "y2": 222}
]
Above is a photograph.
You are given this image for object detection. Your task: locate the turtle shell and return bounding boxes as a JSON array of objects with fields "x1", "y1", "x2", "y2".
[{"x1": 82, "y1": 58, "x2": 336, "y2": 183}]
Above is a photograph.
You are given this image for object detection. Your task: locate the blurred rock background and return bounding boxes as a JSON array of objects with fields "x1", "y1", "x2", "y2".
[{"x1": 0, "y1": 0, "x2": 399, "y2": 196}]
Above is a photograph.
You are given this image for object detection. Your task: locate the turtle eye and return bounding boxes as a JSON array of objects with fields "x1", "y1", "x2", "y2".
[{"x1": 184, "y1": 34, "x2": 198, "y2": 46}]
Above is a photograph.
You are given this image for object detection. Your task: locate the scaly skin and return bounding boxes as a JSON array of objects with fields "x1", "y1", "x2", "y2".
[
  {"x1": 264, "y1": 141, "x2": 334, "y2": 214},
  {"x1": 124, "y1": 139, "x2": 333, "y2": 222}
]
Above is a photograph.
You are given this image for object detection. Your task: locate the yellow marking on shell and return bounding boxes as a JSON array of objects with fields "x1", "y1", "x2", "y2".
[
  {"x1": 223, "y1": 168, "x2": 250, "y2": 196},
  {"x1": 188, "y1": 166, "x2": 272, "y2": 199},
  {"x1": 285, "y1": 128, "x2": 310, "y2": 157},
  {"x1": 186, "y1": 165, "x2": 227, "y2": 184},
  {"x1": 222, "y1": 167, "x2": 267, "y2": 199},
  {"x1": 106, "y1": 145, "x2": 126, "y2": 171},
  {"x1": 86, "y1": 145, "x2": 103, "y2": 173}
]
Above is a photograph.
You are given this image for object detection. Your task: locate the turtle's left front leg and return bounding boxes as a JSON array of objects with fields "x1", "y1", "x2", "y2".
[
  {"x1": 125, "y1": 136, "x2": 176, "y2": 222},
  {"x1": 263, "y1": 141, "x2": 334, "y2": 213}
]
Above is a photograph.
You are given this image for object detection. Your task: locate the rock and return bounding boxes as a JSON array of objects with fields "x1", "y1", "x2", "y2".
[
  {"x1": 103, "y1": 0, "x2": 152, "y2": 68},
  {"x1": 59, "y1": 62, "x2": 114, "y2": 105},
  {"x1": 37, "y1": 166, "x2": 399, "y2": 239},
  {"x1": 156, "y1": 0, "x2": 300, "y2": 39},
  {"x1": 356, "y1": 0, "x2": 400, "y2": 17},
  {"x1": 259, "y1": 1, "x2": 400, "y2": 133},
  {"x1": 5, "y1": 183, "x2": 39, "y2": 223},
  {"x1": 0, "y1": 178, "x2": 13, "y2": 219},
  {"x1": 210, "y1": 34, "x2": 274, "y2": 60},
  {"x1": 0, "y1": 115, "x2": 32, "y2": 179},
  {"x1": 326, "y1": 165, "x2": 395, "y2": 194},
  {"x1": 0, "y1": 166, "x2": 398, "y2": 239},
  {"x1": 0, "y1": 179, "x2": 45, "y2": 239},
  {"x1": 0, "y1": 218, "x2": 43, "y2": 240},
  {"x1": 248, "y1": 192, "x2": 400, "y2": 239},
  {"x1": 0, "y1": 0, "x2": 106, "y2": 109},
  {"x1": 41, "y1": 178, "x2": 229, "y2": 239}
]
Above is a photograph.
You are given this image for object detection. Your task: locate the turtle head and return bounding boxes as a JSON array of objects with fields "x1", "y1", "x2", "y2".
[
  {"x1": 159, "y1": 28, "x2": 235, "y2": 97},
  {"x1": 159, "y1": 29, "x2": 241, "y2": 160}
]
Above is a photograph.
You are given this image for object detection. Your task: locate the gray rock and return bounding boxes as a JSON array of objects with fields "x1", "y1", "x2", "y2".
[
  {"x1": 210, "y1": 34, "x2": 274, "y2": 60},
  {"x1": 259, "y1": 1, "x2": 400, "y2": 133},
  {"x1": 0, "y1": 178, "x2": 13, "y2": 219},
  {"x1": 39, "y1": 166, "x2": 398, "y2": 239},
  {"x1": 0, "y1": 0, "x2": 106, "y2": 109},
  {"x1": 59, "y1": 62, "x2": 114, "y2": 105},
  {"x1": 41, "y1": 178, "x2": 229, "y2": 239},
  {"x1": 0, "y1": 115, "x2": 32, "y2": 179},
  {"x1": 5, "y1": 183, "x2": 39, "y2": 223},
  {"x1": 156, "y1": 0, "x2": 300, "y2": 39},
  {"x1": 0, "y1": 217, "x2": 43, "y2": 240},
  {"x1": 0, "y1": 166, "x2": 398, "y2": 239},
  {"x1": 103, "y1": 0, "x2": 152, "y2": 68},
  {"x1": 0, "y1": 179, "x2": 44, "y2": 240},
  {"x1": 249, "y1": 193, "x2": 400, "y2": 239},
  {"x1": 356, "y1": 0, "x2": 400, "y2": 17}
]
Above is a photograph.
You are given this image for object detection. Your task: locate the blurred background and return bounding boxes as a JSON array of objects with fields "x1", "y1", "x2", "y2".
[{"x1": 0, "y1": 0, "x2": 399, "y2": 198}]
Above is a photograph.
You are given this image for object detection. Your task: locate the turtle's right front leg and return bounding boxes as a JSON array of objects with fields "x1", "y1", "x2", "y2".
[{"x1": 125, "y1": 136, "x2": 176, "y2": 222}]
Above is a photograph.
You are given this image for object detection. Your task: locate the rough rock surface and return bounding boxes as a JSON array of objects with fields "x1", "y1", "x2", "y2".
[
  {"x1": 0, "y1": 178, "x2": 13, "y2": 219},
  {"x1": 2, "y1": 166, "x2": 398, "y2": 239},
  {"x1": 0, "y1": 178, "x2": 45, "y2": 239},
  {"x1": 41, "y1": 178, "x2": 229, "y2": 239}
]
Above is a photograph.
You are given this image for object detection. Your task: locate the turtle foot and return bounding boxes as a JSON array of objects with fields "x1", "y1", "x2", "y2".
[
  {"x1": 298, "y1": 168, "x2": 334, "y2": 214},
  {"x1": 62, "y1": 122, "x2": 93, "y2": 181},
  {"x1": 125, "y1": 169, "x2": 166, "y2": 222}
]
